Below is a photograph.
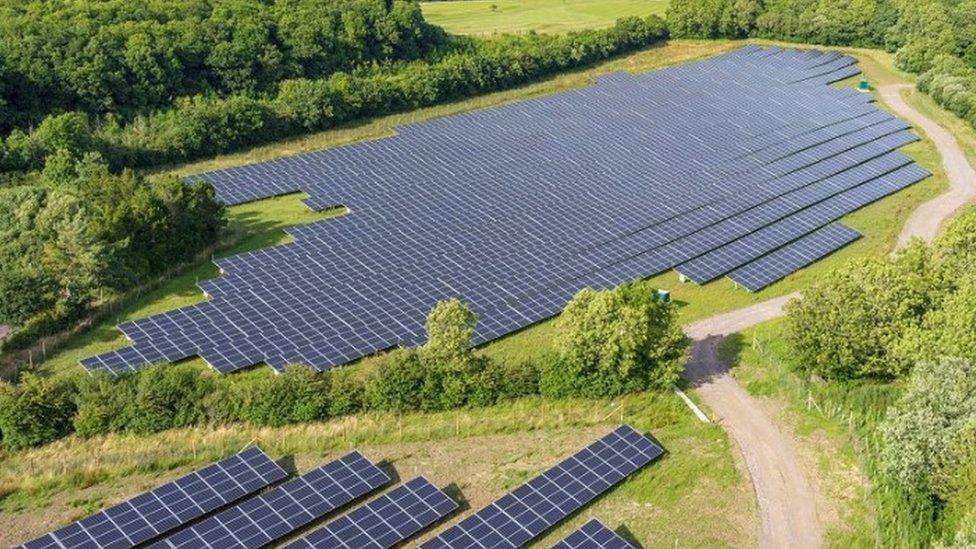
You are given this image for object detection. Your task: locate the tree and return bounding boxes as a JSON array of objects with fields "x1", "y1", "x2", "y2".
[
  {"x1": 33, "y1": 112, "x2": 94, "y2": 159},
  {"x1": 786, "y1": 246, "x2": 938, "y2": 380},
  {"x1": 0, "y1": 374, "x2": 76, "y2": 450},
  {"x1": 896, "y1": 277, "x2": 976, "y2": 366},
  {"x1": 545, "y1": 282, "x2": 686, "y2": 397},
  {"x1": 880, "y1": 357, "x2": 976, "y2": 497},
  {"x1": 420, "y1": 298, "x2": 477, "y2": 366},
  {"x1": 0, "y1": 267, "x2": 57, "y2": 326}
]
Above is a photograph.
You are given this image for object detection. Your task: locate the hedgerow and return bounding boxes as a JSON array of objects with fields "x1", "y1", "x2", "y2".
[{"x1": 0, "y1": 286, "x2": 684, "y2": 451}]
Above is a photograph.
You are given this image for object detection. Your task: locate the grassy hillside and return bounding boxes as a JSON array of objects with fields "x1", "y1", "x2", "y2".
[
  {"x1": 0, "y1": 392, "x2": 757, "y2": 547},
  {"x1": 421, "y1": 0, "x2": 669, "y2": 35}
]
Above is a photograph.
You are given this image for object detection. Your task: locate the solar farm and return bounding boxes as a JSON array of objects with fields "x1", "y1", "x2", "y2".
[
  {"x1": 20, "y1": 425, "x2": 662, "y2": 549},
  {"x1": 80, "y1": 45, "x2": 929, "y2": 376}
]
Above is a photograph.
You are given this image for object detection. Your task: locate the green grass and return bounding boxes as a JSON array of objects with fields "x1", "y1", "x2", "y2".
[
  {"x1": 420, "y1": 0, "x2": 669, "y2": 35},
  {"x1": 0, "y1": 392, "x2": 756, "y2": 547}
]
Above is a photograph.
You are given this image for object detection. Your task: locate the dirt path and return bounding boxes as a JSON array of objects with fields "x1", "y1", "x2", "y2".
[
  {"x1": 683, "y1": 296, "x2": 818, "y2": 548},
  {"x1": 681, "y1": 86, "x2": 976, "y2": 548},
  {"x1": 880, "y1": 84, "x2": 976, "y2": 247}
]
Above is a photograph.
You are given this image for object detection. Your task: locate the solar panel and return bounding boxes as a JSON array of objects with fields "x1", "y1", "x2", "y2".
[
  {"x1": 286, "y1": 476, "x2": 458, "y2": 549},
  {"x1": 551, "y1": 519, "x2": 634, "y2": 549},
  {"x1": 728, "y1": 223, "x2": 861, "y2": 291},
  {"x1": 419, "y1": 425, "x2": 663, "y2": 549},
  {"x1": 80, "y1": 46, "x2": 929, "y2": 375},
  {"x1": 152, "y1": 451, "x2": 389, "y2": 549},
  {"x1": 19, "y1": 447, "x2": 287, "y2": 549}
]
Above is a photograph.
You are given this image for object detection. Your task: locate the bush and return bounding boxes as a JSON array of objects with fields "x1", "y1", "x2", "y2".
[
  {"x1": 879, "y1": 357, "x2": 976, "y2": 497},
  {"x1": 73, "y1": 372, "x2": 134, "y2": 437},
  {"x1": 365, "y1": 349, "x2": 426, "y2": 411},
  {"x1": 0, "y1": 374, "x2": 76, "y2": 450},
  {"x1": 546, "y1": 282, "x2": 686, "y2": 397},
  {"x1": 786, "y1": 246, "x2": 939, "y2": 380},
  {"x1": 122, "y1": 363, "x2": 215, "y2": 434},
  {"x1": 326, "y1": 367, "x2": 365, "y2": 416}
]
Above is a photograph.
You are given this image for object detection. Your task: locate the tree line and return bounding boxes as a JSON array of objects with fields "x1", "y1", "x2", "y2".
[
  {"x1": 0, "y1": 8, "x2": 668, "y2": 172},
  {"x1": 785, "y1": 210, "x2": 976, "y2": 546},
  {"x1": 666, "y1": 0, "x2": 976, "y2": 133},
  {"x1": 0, "y1": 0, "x2": 444, "y2": 132},
  {"x1": 0, "y1": 284, "x2": 687, "y2": 451}
]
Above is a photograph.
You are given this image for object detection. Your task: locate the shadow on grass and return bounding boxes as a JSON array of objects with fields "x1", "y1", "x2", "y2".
[
  {"x1": 719, "y1": 332, "x2": 746, "y2": 372},
  {"x1": 616, "y1": 524, "x2": 644, "y2": 548}
]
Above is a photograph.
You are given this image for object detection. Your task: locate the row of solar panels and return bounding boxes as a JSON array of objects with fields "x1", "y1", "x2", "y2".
[
  {"x1": 20, "y1": 425, "x2": 660, "y2": 549},
  {"x1": 79, "y1": 46, "x2": 929, "y2": 375}
]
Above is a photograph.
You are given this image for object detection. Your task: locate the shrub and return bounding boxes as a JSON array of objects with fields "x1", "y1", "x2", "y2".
[
  {"x1": 229, "y1": 366, "x2": 331, "y2": 426},
  {"x1": 786, "y1": 246, "x2": 939, "y2": 380},
  {"x1": 326, "y1": 367, "x2": 365, "y2": 416},
  {"x1": 547, "y1": 282, "x2": 686, "y2": 397},
  {"x1": 365, "y1": 349, "x2": 426, "y2": 411},
  {"x1": 122, "y1": 363, "x2": 214, "y2": 434},
  {"x1": 73, "y1": 372, "x2": 134, "y2": 437},
  {"x1": 880, "y1": 357, "x2": 976, "y2": 497},
  {"x1": 0, "y1": 373, "x2": 76, "y2": 450}
]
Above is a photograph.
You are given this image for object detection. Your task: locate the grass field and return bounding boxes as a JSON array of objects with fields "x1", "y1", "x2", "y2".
[
  {"x1": 420, "y1": 0, "x2": 669, "y2": 35},
  {"x1": 0, "y1": 392, "x2": 757, "y2": 547}
]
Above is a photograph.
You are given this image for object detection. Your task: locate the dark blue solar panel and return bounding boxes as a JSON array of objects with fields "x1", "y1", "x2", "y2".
[
  {"x1": 551, "y1": 519, "x2": 634, "y2": 549},
  {"x1": 729, "y1": 223, "x2": 861, "y2": 291},
  {"x1": 419, "y1": 425, "x2": 662, "y2": 549},
  {"x1": 286, "y1": 477, "x2": 458, "y2": 548},
  {"x1": 80, "y1": 46, "x2": 928, "y2": 375},
  {"x1": 151, "y1": 451, "x2": 389, "y2": 549},
  {"x1": 18, "y1": 447, "x2": 287, "y2": 549}
]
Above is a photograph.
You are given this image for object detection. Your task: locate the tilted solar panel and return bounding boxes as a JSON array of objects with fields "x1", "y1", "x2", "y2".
[
  {"x1": 18, "y1": 447, "x2": 287, "y2": 549},
  {"x1": 286, "y1": 476, "x2": 458, "y2": 549},
  {"x1": 151, "y1": 451, "x2": 389, "y2": 549},
  {"x1": 728, "y1": 223, "x2": 861, "y2": 291},
  {"x1": 419, "y1": 425, "x2": 663, "y2": 549},
  {"x1": 551, "y1": 519, "x2": 635, "y2": 549}
]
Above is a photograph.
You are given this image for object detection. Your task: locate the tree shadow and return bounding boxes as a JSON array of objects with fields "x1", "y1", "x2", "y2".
[
  {"x1": 614, "y1": 524, "x2": 644, "y2": 548},
  {"x1": 722, "y1": 332, "x2": 746, "y2": 372}
]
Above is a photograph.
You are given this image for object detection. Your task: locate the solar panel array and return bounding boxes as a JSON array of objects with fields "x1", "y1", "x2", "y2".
[
  {"x1": 152, "y1": 451, "x2": 389, "y2": 549},
  {"x1": 286, "y1": 476, "x2": 458, "y2": 548},
  {"x1": 551, "y1": 519, "x2": 634, "y2": 549},
  {"x1": 19, "y1": 447, "x2": 287, "y2": 549},
  {"x1": 82, "y1": 46, "x2": 930, "y2": 375},
  {"x1": 728, "y1": 223, "x2": 862, "y2": 291},
  {"x1": 419, "y1": 425, "x2": 663, "y2": 549}
]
